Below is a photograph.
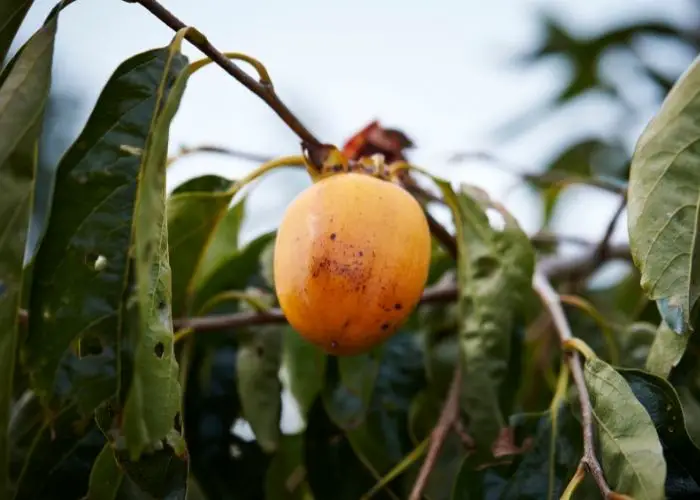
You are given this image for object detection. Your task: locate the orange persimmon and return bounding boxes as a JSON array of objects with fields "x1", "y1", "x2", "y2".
[{"x1": 273, "y1": 171, "x2": 431, "y2": 355}]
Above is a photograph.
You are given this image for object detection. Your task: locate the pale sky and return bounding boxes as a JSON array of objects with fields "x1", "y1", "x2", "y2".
[{"x1": 12, "y1": 0, "x2": 699, "y2": 435}]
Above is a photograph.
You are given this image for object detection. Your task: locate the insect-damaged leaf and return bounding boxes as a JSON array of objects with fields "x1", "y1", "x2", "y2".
[
  {"x1": 24, "y1": 42, "x2": 184, "y2": 414},
  {"x1": 435, "y1": 180, "x2": 535, "y2": 455},
  {"x1": 0, "y1": 4, "x2": 58, "y2": 495},
  {"x1": 628, "y1": 53, "x2": 700, "y2": 335},
  {"x1": 121, "y1": 28, "x2": 197, "y2": 459},
  {"x1": 583, "y1": 357, "x2": 666, "y2": 499}
]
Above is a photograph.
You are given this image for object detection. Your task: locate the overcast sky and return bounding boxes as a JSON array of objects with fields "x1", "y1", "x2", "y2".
[{"x1": 12, "y1": 0, "x2": 699, "y2": 433}]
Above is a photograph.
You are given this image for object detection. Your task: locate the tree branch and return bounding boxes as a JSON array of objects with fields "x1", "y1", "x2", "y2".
[
  {"x1": 131, "y1": 0, "x2": 321, "y2": 147},
  {"x1": 408, "y1": 363, "x2": 462, "y2": 500},
  {"x1": 532, "y1": 270, "x2": 612, "y2": 498},
  {"x1": 173, "y1": 282, "x2": 459, "y2": 332}
]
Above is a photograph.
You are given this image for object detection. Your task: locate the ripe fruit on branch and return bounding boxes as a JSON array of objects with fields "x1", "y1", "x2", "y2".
[{"x1": 273, "y1": 169, "x2": 432, "y2": 356}]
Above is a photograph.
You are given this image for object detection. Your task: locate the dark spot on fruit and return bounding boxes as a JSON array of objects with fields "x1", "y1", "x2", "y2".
[
  {"x1": 331, "y1": 340, "x2": 338, "y2": 349},
  {"x1": 394, "y1": 303, "x2": 402, "y2": 310},
  {"x1": 256, "y1": 345, "x2": 265, "y2": 357},
  {"x1": 154, "y1": 342, "x2": 165, "y2": 358},
  {"x1": 358, "y1": 251, "x2": 363, "y2": 257},
  {"x1": 330, "y1": 233, "x2": 337, "y2": 240},
  {"x1": 343, "y1": 319, "x2": 351, "y2": 329},
  {"x1": 381, "y1": 323, "x2": 390, "y2": 331}
]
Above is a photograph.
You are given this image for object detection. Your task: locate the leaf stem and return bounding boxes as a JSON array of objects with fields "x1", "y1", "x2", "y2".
[
  {"x1": 131, "y1": 0, "x2": 321, "y2": 147},
  {"x1": 532, "y1": 270, "x2": 613, "y2": 498}
]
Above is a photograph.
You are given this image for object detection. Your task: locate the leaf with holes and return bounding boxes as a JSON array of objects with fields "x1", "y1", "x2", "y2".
[
  {"x1": 583, "y1": 357, "x2": 666, "y2": 499},
  {"x1": 24, "y1": 24, "x2": 184, "y2": 417},
  {"x1": 435, "y1": 180, "x2": 535, "y2": 456},
  {"x1": 628, "y1": 53, "x2": 700, "y2": 335},
  {"x1": 120, "y1": 29, "x2": 194, "y2": 459},
  {"x1": 0, "y1": 4, "x2": 58, "y2": 495},
  {"x1": 166, "y1": 174, "x2": 238, "y2": 316},
  {"x1": 236, "y1": 325, "x2": 282, "y2": 453}
]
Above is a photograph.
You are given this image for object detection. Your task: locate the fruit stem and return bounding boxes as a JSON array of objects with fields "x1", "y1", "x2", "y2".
[{"x1": 224, "y1": 155, "x2": 306, "y2": 197}]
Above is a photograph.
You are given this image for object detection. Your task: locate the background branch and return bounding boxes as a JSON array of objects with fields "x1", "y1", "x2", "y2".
[
  {"x1": 132, "y1": 0, "x2": 321, "y2": 147},
  {"x1": 532, "y1": 271, "x2": 612, "y2": 498}
]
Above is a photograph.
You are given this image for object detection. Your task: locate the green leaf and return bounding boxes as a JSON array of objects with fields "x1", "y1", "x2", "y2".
[
  {"x1": 304, "y1": 398, "x2": 385, "y2": 500},
  {"x1": 191, "y1": 231, "x2": 275, "y2": 313},
  {"x1": 435, "y1": 181, "x2": 535, "y2": 455},
  {"x1": 0, "y1": 5, "x2": 57, "y2": 495},
  {"x1": 322, "y1": 348, "x2": 382, "y2": 430},
  {"x1": 619, "y1": 368, "x2": 700, "y2": 496},
  {"x1": 24, "y1": 45, "x2": 184, "y2": 411},
  {"x1": 13, "y1": 407, "x2": 106, "y2": 500},
  {"x1": 86, "y1": 445, "x2": 124, "y2": 500},
  {"x1": 345, "y1": 331, "x2": 426, "y2": 497},
  {"x1": 499, "y1": 406, "x2": 582, "y2": 500},
  {"x1": 113, "y1": 444, "x2": 189, "y2": 499},
  {"x1": 627, "y1": 53, "x2": 700, "y2": 335},
  {"x1": 237, "y1": 326, "x2": 282, "y2": 453},
  {"x1": 166, "y1": 175, "x2": 237, "y2": 316},
  {"x1": 121, "y1": 29, "x2": 192, "y2": 459},
  {"x1": 265, "y1": 433, "x2": 311, "y2": 500},
  {"x1": 0, "y1": 0, "x2": 32, "y2": 65},
  {"x1": 583, "y1": 357, "x2": 666, "y2": 499},
  {"x1": 283, "y1": 327, "x2": 327, "y2": 421},
  {"x1": 194, "y1": 196, "x2": 246, "y2": 288},
  {"x1": 618, "y1": 321, "x2": 656, "y2": 369},
  {"x1": 646, "y1": 320, "x2": 689, "y2": 378}
]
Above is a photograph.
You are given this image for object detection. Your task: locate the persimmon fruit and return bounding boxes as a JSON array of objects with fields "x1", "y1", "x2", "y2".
[{"x1": 273, "y1": 171, "x2": 432, "y2": 356}]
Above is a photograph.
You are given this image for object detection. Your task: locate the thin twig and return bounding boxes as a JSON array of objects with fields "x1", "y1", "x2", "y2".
[
  {"x1": 408, "y1": 363, "x2": 462, "y2": 500},
  {"x1": 132, "y1": 0, "x2": 321, "y2": 147},
  {"x1": 532, "y1": 271, "x2": 612, "y2": 498},
  {"x1": 591, "y1": 198, "x2": 627, "y2": 266}
]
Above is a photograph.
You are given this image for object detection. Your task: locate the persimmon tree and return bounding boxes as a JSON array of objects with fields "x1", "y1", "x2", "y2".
[{"x1": 2, "y1": 1, "x2": 700, "y2": 499}]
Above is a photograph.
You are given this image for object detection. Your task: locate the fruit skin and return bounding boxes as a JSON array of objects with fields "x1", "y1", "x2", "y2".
[{"x1": 273, "y1": 172, "x2": 431, "y2": 356}]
